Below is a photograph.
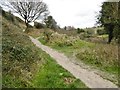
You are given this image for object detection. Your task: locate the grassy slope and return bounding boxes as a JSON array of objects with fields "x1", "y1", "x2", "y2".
[
  {"x1": 2, "y1": 10, "x2": 87, "y2": 88},
  {"x1": 38, "y1": 31, "x2": 118, "y2": 85}
]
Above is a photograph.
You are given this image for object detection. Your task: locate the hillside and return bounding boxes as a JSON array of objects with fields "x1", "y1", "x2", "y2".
[
  {"x1": 2, "y1": 10, "x2": 87, "y2": 88},
  {"x1": 2, "y1": 9, "x2": 42, "y2": 87}
]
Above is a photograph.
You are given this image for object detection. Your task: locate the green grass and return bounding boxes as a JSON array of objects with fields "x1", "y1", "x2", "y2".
[
  {"x1": 3, "y1": 75, "x2": 25, "y2": 88},
  {"x1": 97, "y1": 34, "x2": 108, "y2": 38},
  {"x1": 39, "y1": 37, "x2": 47, "y2": 45},
  {"x1": 32, "y1": 53, "x2": 87, "y2": 88},
  {"x1": 43, "y1": 39, "x2": 95, "y2": 56}
]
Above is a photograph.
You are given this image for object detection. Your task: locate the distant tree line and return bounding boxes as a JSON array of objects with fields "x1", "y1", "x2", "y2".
[
  {"x1": 77, "y1": 28, "x2": 85, "y2": 34},
  {"x1": 64, "y1": 26, "x2": 75, "y2": 30}
]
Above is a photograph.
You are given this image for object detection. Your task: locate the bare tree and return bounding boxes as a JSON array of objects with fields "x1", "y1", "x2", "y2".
[{"x1": 3, "y1": 0, "x2": 48, "y2": 32}]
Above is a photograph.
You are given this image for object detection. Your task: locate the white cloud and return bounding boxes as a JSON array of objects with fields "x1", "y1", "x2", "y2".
[
  {"x1": 43, "y1": 0, "x2": 105, "y2": 28},
  {"x1": 1, "y1": 0, "x2": 106, "y2": 28}
]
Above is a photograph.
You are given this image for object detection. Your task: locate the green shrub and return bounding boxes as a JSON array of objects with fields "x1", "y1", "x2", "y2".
[
  {"x1": 64, "y1": 40, "x2": 73, "y2": 46},
  {"x1": 97, "y1": 29, "x2": 107, "y2": 35},
  {"x1": 34, "y1": 22, "x2": 45, "y2": 29},
  {"x1": 43, "y1": 30, "x2": 53, "y2": 42},
  {"x1": 79, "y1": 33, "x2": 91, "y2": 40},
  {"x1": 77, "y1": 28, "x2": 84, "y2": 34},
  {"x1": 2, "y1": 11, "x2": 15, "y2": 22}
]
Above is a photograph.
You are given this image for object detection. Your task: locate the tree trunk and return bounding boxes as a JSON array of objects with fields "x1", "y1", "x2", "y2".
[
  {"x1": 107, "y1": 24, "x2": 114, "y2": 44},
  {"x1": 46, "y1": 34, "x2": 50, "y2": 42},
  {"x1": 118, "y1": 2, "x2": 120, "y2": 44},
  {"x1": 24, "y1": 21, "x2": 29, "y2": 33}
]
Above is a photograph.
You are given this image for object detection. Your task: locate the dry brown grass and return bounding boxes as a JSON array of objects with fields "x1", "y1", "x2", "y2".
[
  {"x1": 95, "y1": 44, "x2": 118, "y2": 65},
  {"x1": 27, "y1": 28, "x2": 45, "y2": 38}
]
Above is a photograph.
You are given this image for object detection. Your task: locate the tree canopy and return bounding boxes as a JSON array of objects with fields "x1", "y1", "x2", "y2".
[
  {"x1": 44, "y1": 15, "x2": 58, "y2": 30},
  {"x1": 98, "y1": 2, "x2": 118, "y2": 25},
  {"x1": 97, "y1": 2, "x2": 119, "y2": 43}
]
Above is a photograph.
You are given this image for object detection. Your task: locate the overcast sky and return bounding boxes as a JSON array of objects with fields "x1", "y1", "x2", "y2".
[
  {"x1": 1, "y1": 0, "x2": 107, "y2": 28},
  {"x1": 43, "y1": 0, "x2": 106, "y2": 28}
]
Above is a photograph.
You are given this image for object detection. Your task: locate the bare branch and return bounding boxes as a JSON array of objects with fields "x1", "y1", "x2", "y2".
[{"x1": 2, "y1": 0, "x2": 48, "y2": 28}]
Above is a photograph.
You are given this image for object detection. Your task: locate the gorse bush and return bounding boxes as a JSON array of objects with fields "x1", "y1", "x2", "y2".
[
  {"x1": 55, "y1": 40, "x2": 73, "y2": 47},
  {"x1": 40, "y1": 31, "x2": 75, "y2": 47},
  {"x1": 2, "y1": 39, "x2": 35, "y2": 61}
]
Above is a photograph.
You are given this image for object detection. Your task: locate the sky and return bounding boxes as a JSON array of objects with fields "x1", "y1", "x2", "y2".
[
  {"x1": 42, "y1": 0, "x2": 106, "y2": 28},
  {"x1": 0, "y1": 0, "x2": 107, "y2": 28}
]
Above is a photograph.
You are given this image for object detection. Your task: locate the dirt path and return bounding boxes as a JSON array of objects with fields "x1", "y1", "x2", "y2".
[{"x1": 29, "y1": 36, "x2": 118, "y2": 88}]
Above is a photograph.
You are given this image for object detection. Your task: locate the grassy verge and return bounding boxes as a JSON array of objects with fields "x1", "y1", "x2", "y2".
[{"x1": 32, "y1": 51, "x2": 87, "y2": 88}]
